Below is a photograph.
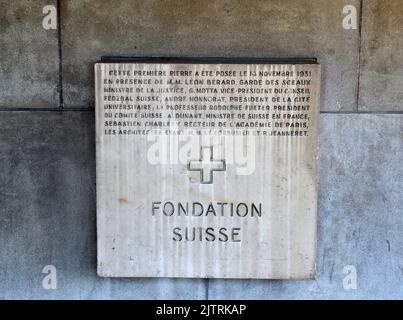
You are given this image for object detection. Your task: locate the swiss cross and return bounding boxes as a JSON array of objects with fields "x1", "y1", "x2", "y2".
[{"x1": 187, "y1": 147, "x2": 226, "y2": 184}]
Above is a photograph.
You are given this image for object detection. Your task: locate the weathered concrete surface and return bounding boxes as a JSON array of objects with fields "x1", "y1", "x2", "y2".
[
  {"x1": 0, "y1": 111, "x2": 206, "y2": 299},
  {"x1": 209, "y1": 114, "x2": 403, "y2": 299},
  {"x1": 61, "y1": 0, "x2": 359, "y2": 111},
  {"x1": 0, "y1": 1, "x2": 59, "y2": 108},
  {"x1": 359, "y1": 1, "x2": 403, "y2": 112}
]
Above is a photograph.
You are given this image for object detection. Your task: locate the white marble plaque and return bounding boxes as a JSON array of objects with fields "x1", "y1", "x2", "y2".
[{"x1": 95, "y1": 61, "x2": 320, "y2": 279}]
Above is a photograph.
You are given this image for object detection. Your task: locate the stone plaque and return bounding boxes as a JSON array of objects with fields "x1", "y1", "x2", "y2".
[{"x1": 95, "y1": 60, "x2": 320, "y2": 279}]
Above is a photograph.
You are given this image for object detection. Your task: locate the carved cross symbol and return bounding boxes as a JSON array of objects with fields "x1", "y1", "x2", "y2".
[{"x1": 187, "y1": 147, "x2": 226, "y2": 184}]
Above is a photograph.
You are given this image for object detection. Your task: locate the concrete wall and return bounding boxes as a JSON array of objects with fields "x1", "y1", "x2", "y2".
[{"x1": 0, "y1": 0, "x2": 402, "y2": 299}]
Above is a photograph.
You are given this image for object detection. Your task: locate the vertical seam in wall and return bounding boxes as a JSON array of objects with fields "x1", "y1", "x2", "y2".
[
  {"x1": 205, "y1": 279, "x2": 209, "y2": 300},
  {"x1": 356, "y1": 0, "x2": 364, "y2": 113},
  {"x1": 57, "y1": 0, "x2": 64, "y2": 110}
]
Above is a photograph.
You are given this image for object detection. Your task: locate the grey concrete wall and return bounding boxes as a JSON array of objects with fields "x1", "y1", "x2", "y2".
[{"x1": 0, "y1": 0, "x2": 402, "y2": 299}]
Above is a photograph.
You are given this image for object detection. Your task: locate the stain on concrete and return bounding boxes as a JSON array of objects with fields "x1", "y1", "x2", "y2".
[
  {"x1": 0, "y1": 1, "x2": 59, "y2": 108},
  {"x1": 359, "y1": 0, "x2": 403, "y2": 111}
]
